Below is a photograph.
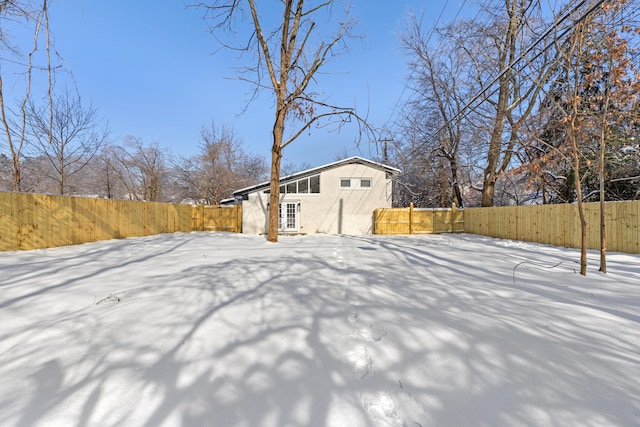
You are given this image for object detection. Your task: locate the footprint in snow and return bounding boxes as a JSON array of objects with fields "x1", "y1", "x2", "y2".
[
  {"x1": 353, "y1": 324, "x2": 387, "y2": 342},
  {"x1": 347, "y1": 346, "x2": 374, "y2": 380},
  {"x1": 347, "y1": 311, "x2": 359, "y2": 324},
  {"x1": 361, "y1": 392, "x2": 402, "y2": 427}
]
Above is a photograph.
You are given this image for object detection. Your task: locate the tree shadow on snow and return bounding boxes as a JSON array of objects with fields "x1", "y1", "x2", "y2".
[{"x1": 1, "y1": 232, "x2": 639, "y2": 426}]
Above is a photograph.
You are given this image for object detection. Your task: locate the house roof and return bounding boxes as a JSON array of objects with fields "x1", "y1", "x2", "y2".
[{"x1": 232, "y1": 156, "x2": 401, "y2": 197}]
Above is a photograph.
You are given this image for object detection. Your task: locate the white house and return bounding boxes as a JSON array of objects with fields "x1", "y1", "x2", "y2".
[{"x1": 229, "y1": 156, "x2": 401, "y2": 235}]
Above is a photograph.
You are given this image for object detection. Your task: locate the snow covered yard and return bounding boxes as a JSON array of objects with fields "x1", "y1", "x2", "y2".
[{"x1": 1, "y1": 232, "x2": 639, "y2": 427}]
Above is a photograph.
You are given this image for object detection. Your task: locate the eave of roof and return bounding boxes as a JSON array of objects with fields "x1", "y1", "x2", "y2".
[{"x1": 232, "y1": 156, "x2": 401, "y2": 196}]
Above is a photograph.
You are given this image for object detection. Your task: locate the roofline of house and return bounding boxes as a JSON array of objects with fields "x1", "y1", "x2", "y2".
[{"x1": 232, "y1": 156, "x2": 401, "y2": 197}]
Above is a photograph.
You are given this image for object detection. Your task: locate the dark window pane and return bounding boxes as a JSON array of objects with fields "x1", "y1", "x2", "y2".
[
  {"x1": 310, "y1": 175, "x2": 320, "y2": 193},
  {"x1": 298, "y1": 178, "x2": 309, "y2": 193}
]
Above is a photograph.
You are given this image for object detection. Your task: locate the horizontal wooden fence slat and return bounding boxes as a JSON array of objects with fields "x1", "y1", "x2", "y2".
[{"x1": 0, "y1": 192, "x2": 242, "y2": 251}]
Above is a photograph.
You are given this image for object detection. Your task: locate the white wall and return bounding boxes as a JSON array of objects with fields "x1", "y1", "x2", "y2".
[{"x1": 241, "y1": 163, "x2": 393, "y2": 235}]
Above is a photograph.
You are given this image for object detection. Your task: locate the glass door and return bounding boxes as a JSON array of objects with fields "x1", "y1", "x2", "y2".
[{"x1": 278, "y1": 202, "x2": 299, "y2": 232}]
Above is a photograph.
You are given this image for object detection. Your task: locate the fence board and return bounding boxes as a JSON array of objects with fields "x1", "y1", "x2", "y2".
[
  {"x1": 0, "y1": 193, "x2": 15, "y2": 250},
  {"x1": 373, "y1": 208, "x2": 410, "y2": 235},
  {"x1": 411, "y1": 209, "x2": 433, "y2": 234}
]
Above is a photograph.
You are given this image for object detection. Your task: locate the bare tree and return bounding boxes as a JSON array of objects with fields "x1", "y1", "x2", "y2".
[
  {"x1": 399, "y1": 17, "x2": 470, "y2": 208},
  {"x1": 0, "y1": 0, "x2": 54, "y2": 192},
  {"x1": 197, "y1": 0, "x2": 368, "y2": 242},
  {"x1": 199, "y1": 122, "x2": 266, "y2": 203},
  {"x1": 0, "y1": 152, "x2": 11, "y2": 189},
  {"x1": 87, "y1": 142, "x2": 134, "y2": 200},
  {"x1": 457, "y1": 0, "x2": 554, "y2": 207},
  {"x1": 172, "y1": 122, "x2": 267, "y2": 204},
  {"x1": 24, "y1": 87, "x2": 108, "y2": 195},
  {"x1": 96, "y1": 145, "x2": 118, "y2": 199},
  {"x1": 396, "y1": 0, "x2": 554, "y2": 208},
  {"x1": 109, "y1": 136, "x2": 166, "y2": 202},
  {"x1": 170, "y1": 155, "x2": 201, "y2": 203}
]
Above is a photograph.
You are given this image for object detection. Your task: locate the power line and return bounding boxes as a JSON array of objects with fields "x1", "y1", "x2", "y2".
[
  {"x1": 398, "y1": 0, "x2": 607, "y2": 165},
  {"x1": 378, "y1": 0, "x2": 523, "y2": 160}
]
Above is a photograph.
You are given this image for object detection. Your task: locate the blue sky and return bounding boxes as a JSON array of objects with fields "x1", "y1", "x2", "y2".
[{"x1": 5, "y1": 1, "x2": 468, "y2": 168}]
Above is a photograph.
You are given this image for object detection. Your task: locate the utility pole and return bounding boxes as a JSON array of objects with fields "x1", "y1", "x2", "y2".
[{"x1": 377, "y1": 139, "x2": 393, "y2": 164}]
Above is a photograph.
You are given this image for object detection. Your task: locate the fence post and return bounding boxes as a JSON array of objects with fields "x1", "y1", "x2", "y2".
[
  {"x1": 451, "y1": 202, "x2": 457, "y2": 232},
  {"x1": 409, "y1": 203, "x2": 414, "y2": 235},
  {"x1": 236, "y1": 204, "x2": 242, "y2": 233}
]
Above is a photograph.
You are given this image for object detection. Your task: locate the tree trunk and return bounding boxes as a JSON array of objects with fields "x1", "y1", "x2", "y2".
[
  {"x1": 599, "y1": 189, "x2": 606, "y2": 273},
  {"x1": 267, "y1": 106, "x2": 286, "y2": 243},
  {"x1": 450, "y1": 156, "x2": 464, "y2": 208},
  {"x1": 598, "y1": 74, "x2": 610, "y2": 273},
  {"x1": 0, "y1": 76, "x2": 22, "y2": 191},
  {"x1": 59, "y1": 157, "x2": 65, "y2": 195},
  {"x1": 481, "y1": 89, "x2": 509, "y2": 207},
  {"x1": 267, "y1": 146, "x2": 282, "y2": 242},
  {"x1": 577, "y1": 197, "x2": 587, "y2": 276},
  {"x1": 105, "y1": 163, "x2": 112, "y2": 199},
  {"x1": 481, "y1": 177, "x2": 495, "y2": 207},
  {"x1": 12, "y1": 157, "x2": 21, "y2": 192},
  {"x1": 572, "y1": 139, "x2": 587, "y2": 276},
  {"x1": 599, "y1": 137, "x2": 607, "y2": 273}
]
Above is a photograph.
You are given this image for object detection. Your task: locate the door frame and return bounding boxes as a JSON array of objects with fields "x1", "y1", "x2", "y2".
[{"x1": 278, "y1": 201, "x2": 300, "y2": 232}]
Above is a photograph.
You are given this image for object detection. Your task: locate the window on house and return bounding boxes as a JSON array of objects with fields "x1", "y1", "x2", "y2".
[
  {"x1": 265, "y1": 174, "x2": 320, "y2": 194},
  {"x1": 298, "y1": 178, "x2": 309, "y2": 193},
  {"x1": 310, "y1": 175, "x2": 320, "y2": 193},
  {"x1": 340, "y1": 177, "x2": 372, "y2": 189}
]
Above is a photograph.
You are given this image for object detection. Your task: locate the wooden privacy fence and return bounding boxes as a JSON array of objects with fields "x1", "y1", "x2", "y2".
[
  {"x1": 374, "y1": 200, "x2": 639, "y2": 254},
  {"x1": 374, "y1": 203, "x2": 464, "y2": 235},
  {"x1": 194, "y1": 205, "x2": 243, "y2": 233},
  {"x1": 4, "y1": 191, "x2": 638, "y2": 254},
  {"x1": 464, "y1": 200, "x2": 640, "y2": 254},
  {"x1": 0, "y1": 192, "x2": 242, "y2": 251}
]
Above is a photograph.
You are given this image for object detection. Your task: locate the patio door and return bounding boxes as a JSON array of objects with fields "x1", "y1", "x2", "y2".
[{"x1": 278, "y1": 202, "x2": 299, "y2": 232}]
